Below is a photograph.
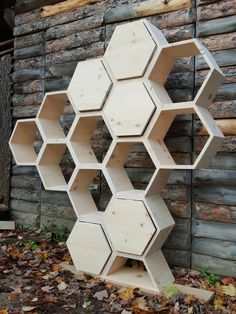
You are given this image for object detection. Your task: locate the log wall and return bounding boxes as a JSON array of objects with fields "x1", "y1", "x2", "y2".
[{"x1": 10, "y1": 0, "x2": 236, "y2": 274}]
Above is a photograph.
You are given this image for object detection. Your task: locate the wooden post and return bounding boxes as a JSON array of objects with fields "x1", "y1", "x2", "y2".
[{"x1": 0, "y1": 55, "x2": 12, "y2": 215}]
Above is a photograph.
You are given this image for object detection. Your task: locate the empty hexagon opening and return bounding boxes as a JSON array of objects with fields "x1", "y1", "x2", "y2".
[
  {"x1": 68, "y1": 114, "x2": 113, "y2": 164},
  {"x1": 37, "y1": 143, "x2": 75, "y2": 191},
  {"x1": 105, "y1": 141, "x2": 156, "y2": 193},
  {"x1": 104, "y1": 251, "x2": 174, "y2": 292},
  {"x1": 37, "y1": 91, "x2": 76, "y2": 140},
  {"x1": 148, "y1": 39, "x2": 223, "y2": 107},
  {"x1": 147, "y1": 106, "x2": 215, "y2": 168},
  {"x1": 68, "y1": 168, "x2": 113, "y2": 217},
  {"x1": 9, "y1": 119, "x2": 43, "y2": 165}
]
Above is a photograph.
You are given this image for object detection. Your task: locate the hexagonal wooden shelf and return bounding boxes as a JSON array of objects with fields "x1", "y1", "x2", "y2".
[
  {"x1": 68, "y1": 58, "x2": 112, "y2": 112},
  {"x1": 9, "y1": 18, "x2": 224, "y2": 294},
  {"x1": 9, "y1": 119, "x2": 41, "y2": 165},
  {"x1": 104, "y1": 81, "x2": 156, "y2": 137},
  {"x1": 37, "y1": 90, "x2": 75, "y2": 141},
  {"x1": 67, "y1": 220, "x2": 111, "y2": 275}
]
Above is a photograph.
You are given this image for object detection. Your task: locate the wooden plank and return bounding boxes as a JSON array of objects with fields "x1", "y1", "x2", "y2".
[
  {"x1": 15, "y1": 0, "x2": 64, "y2": 14},
  {"x1": 45, "y1": 14, "x2": 103, "y2": 40},
  {"x1": 12, "y1": 106, "x2": 40, "y2": 118},
  {"x1": 11, "y1": 210, "x2": 40, "y2": 227},
  {"x1": 14, "y1": 80, "x2": 44, "y2": 94},
  {"x1": 209, "y1": 100, "x2": 236, "y2": 119},
  {"x1": 41, "y1": 214, "x2": 75, "y2": 230},
  {"x1": 193, "y1": 185, "x2": 236, "y2": 205},
  {"x1": 175, "y1": 284, "x2": 214, "y2": 303},
  {"x1": 14, "y1": 57, "x2": 42, "y2": 71},
  {"x1": 14, "y1": 32, "x2": 44, "y2": 49},
  {"x1": 192, "y1": 253, "x2": 236, "y2": 277},
  {"x1": 12, "y1": 92, "x2": 44, "y2": 107},
  {"x1": 12, "y1": 69, "x2": 43, "y2": 83},
  {"x1": 193, "y1": 219, "x2": 236, "y2": 241},
  {"x1": 10, "y1": 188, "x2": 41, "y2": 203},
  {"x1": 194, "y1": 135, "x2": 236, "y2": 153},
  {"x1": 14, "y1": 1, "x2": 107, "y2": 34},
  {"x1": 11, "y1": 165, "x2": 38, "y2": 175},
  {"x1": 0, "y1": 55, "x2": 12, "y2": 210},
  {"x1": 163, "y1": 248, "x2": 190, "y2": 267},
  {"x1": 194, "y1": 119, "x2": 236, "y2": 136},
  {"x1": 45, "y1": 41, "x2": 104, "y2": 66},
  {"x1": 42, "y1": 0, "x2": 103, "y2": 17},
  {"x1": 104, "y1": 0, "x2": 192, "y2": 24},
  {"x1": 10, "y1": 199, "x2": 40, "y2": 214},
  {"x1": 46, "y1": 27, "x2": 104, "y2": 54},
  {"x1": 11, "y1": 175, "x2": 41, "y2": 190},
  {"x1": 193, "y1": 202, "x2": 236, "y2": 223},
  {"x1": 14, "y1": 44, "x2": 43, "y2": 60},
  {"x1": 41, "y1": 190, "x2": 71, "y2": 206},
  {"x1": 193, "y1": 237, "x2": 236, "y2": 260},
  {"x1": 0, "y1": 221, "x2": 15, "y2": 230},
  {"x1": 196, "y1": 49, "x2": 236, "y2": 70},
  {"x1": 45, "y1": 77, "x2": 71, "y2": 92},
  {"x1": 193, "y1": 169, "x2": 236, "y2": 186},
  {"x1": 41, "y1": 203, "x2": 76, "y2": 220},
  {"x1": 196, "y1": 66, "x2": 236, "y2": 86},
  {"x1": 197, "y1": 0, "x2": 236, "y2": 22},
  {"x1": 199, "y1": 33, "x2": 236, "y2": 52},
  {"x1": 164, "y1": 231, "x2": 191, "y2": 250},
  {"x1": 196, "y1": 15, "x2": 236, "y2": 37},
  {"x1": 148, "y1": 8, "x2": 196, "y2": 28}
]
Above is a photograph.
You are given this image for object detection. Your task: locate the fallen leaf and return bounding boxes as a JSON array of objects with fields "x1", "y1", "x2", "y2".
[
  {"x1": 221, "y1": 277, "x2": 235, "y2": 285},
  {"x1": 57, "y1": 281, "x2": 67, "y2": 291},
  {"x1": 132, "y1": 296, "x2": 147, "y2": 310},
  {"x1": 22, "y1": 306, "x2": 36, "y2": 312},
  {"x1": 184, "y1": 294, "x2": 197, "y2": 305},
  {"x1": 94, "y1": 289, "x2": 108, "y2": 301},
  {"x1": 214, "y1": 299, "x2": 225, "y2": 311},
  {"x1": 188, "y1": 306, "x2": 193, "y2": 314},
  {"x1": 0, "y1": 310, "x2": 8, "y2": 314},
  {"x1": 222, "y1": 284, "x2": 236, "y2": 296},
  {"x1": 121, "y1": 310, "x2": 132, "y2": 314},
  {"x1": 41, "y1": 286, "x2": 53, "y2": 293},
  {"x1": 119, "y1": 287, "x2": 134, "y2": 302},
  {"x1": 82, "y1": 300, "x2": 91, "y2": 309},
  {"x1": 52, "y1": 263, "x2": 61, "y2": 272},
  {"x1": 163, "y1": 284, "x2": 179, "y2": 299}
]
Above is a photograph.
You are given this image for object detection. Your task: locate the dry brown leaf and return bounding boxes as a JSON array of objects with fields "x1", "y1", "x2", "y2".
[
  {"x1": 214, "y1": 298, "x2": 225, "y2": 311},
  {"x1": 184, "y1": 294, "x2": 197, "y2": 305},
  {"x1": 119, "y1": 287, "x2": 135, "y2": 303}
]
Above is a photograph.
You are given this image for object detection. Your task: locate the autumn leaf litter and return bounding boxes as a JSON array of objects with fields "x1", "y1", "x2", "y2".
[{"x1": 0, "y1": 230, "x2": 236, "y2": 313}]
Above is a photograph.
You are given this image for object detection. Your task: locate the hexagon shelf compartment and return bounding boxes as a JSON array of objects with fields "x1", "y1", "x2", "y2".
[
  {"x1": 9, "y1": 18, "x2": 225, "y2": 294},
  {"x1": 9, "y1": 119, "x2": 42, "y2": 165}
]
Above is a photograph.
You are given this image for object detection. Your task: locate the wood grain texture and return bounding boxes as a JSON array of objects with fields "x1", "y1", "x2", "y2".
[{"x1": 105, "y1": 0, "x2": 192, "y2": 23}]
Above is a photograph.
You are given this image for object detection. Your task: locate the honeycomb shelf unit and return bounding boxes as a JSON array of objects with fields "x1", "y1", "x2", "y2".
[{"x1": 9, "y1": 18, "x2": 225, "y2": 294}]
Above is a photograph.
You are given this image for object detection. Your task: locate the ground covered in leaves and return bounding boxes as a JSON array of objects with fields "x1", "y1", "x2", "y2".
[{"x1": 0, "y1": 230, "x2": 236, "y2": 314}]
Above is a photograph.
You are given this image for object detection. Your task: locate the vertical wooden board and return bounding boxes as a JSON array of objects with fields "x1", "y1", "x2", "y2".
[{"x1": 0, "y1": 55, "x2": 12, "y2": 209}]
